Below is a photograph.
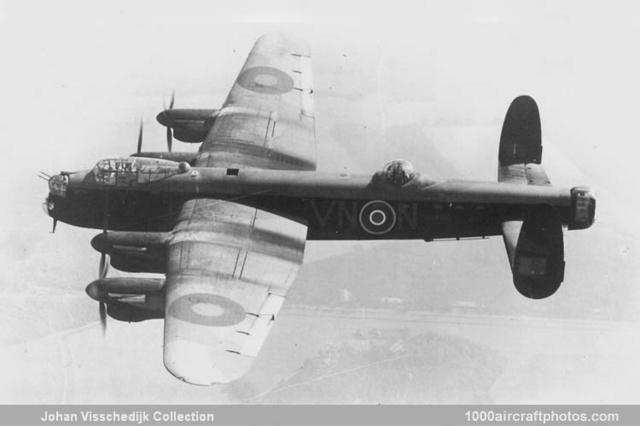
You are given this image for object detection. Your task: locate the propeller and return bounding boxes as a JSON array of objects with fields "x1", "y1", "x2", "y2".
[
  {"x1": 99, "y1": 251, "x2": 109, "y2": 279},
  {"x1": 98, "y1": 250, "x2": 109, "y2": 334},
  {"x1": 98, "y1": 192, "x2": 109, "y2": 335},
  {"x1": 136, "y1": 120, "x2": 144, "y2": 154},
  {"x1": 99, "y1": 302, "x2": 107, "y2": 334},
  {"x1": 164, "y1": 92, "x2": 175, "y2": 152}
]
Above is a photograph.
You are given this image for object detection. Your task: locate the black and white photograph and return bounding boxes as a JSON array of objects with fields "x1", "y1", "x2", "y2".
[{"x1": 0, "y1": 0, "x2": 638, "y2": 417}]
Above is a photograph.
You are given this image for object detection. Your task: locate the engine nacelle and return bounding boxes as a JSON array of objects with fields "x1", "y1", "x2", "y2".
[
  {"x1": 91, "y1": 232, "x2": 168, "y2": 273},
  {"x1": 129, "y1": 151, "x2": 197, "y2": 165},
  {"x1": 156, "y1": 108, "x2": 218, "y2": 143},
  {"x1": 86, "y1": 278, "x2": 165, "y2": 322},
  {"x1": 106, "y1": 302, "x2": 164, "y2": 322}
]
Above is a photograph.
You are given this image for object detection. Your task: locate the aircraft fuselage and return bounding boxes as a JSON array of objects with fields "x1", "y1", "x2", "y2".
[{"x1": 45, "y1": 166, "x2": 595, "y2": 240}]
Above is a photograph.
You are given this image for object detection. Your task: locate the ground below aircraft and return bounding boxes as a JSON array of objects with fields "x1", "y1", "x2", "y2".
[{"x1": 43, "y1": 34, "x2": 595, "y2": 385}]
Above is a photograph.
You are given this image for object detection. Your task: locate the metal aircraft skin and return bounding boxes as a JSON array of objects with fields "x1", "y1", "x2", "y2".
[{"x1": 43, "y1": 34, "x2": 596, "y2": 385}]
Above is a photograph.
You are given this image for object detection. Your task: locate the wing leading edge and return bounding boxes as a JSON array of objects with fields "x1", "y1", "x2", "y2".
[{"x1": 163, "y1": 34, "x2": 315, "y2": 385}]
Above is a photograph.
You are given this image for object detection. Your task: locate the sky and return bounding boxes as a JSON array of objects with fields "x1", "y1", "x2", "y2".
[{"x1": 0, "y1": 0, "x2": 639, "y2": 404}]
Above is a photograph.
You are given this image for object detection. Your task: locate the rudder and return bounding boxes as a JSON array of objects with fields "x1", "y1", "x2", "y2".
[{"x1": 499, "y1": 95, "x2": 542, "y2": 166}]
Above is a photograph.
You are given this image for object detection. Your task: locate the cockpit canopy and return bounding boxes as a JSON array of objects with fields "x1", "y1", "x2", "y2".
[
  {"x1": 93, "y1": 157, "x2": 183, "y2": 187},
  {"x1": 383, "y1": 159, "x2": 415, "y2": 185}
]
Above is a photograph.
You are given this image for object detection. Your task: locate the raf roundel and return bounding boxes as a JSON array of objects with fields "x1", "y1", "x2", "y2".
[
  {"x1": 237, "y1": 66, "x2": 294, "y2": 95},
  {"x1": 167, "y1": 293, "x2": 246, "y2": 327},
  {"x1": 359, "y1": 200, "x2": 397, "y2": 235}
]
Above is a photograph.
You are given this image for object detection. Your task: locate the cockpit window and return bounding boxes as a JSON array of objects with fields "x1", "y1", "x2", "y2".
[
  {"x1": 93, "y1": 158, "x2": 180, "y2": 187},
  {"x1": 383, "y1": 160, "x2": 415, "y2": 185}
]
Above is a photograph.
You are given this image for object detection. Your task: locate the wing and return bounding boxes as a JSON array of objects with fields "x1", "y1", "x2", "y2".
[
  {"x1": 163, "y1": 202, "x2": 307, "y2": 384},
  {"x1": 197, "y1": 33, "x2": 316, "y2": 170},
  {"x1": 163, "y1": 34, "x2": 315, "y2": 385}
]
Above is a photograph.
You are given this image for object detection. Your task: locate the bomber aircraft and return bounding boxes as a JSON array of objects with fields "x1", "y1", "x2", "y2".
[{"x1": 43, "y1": 34, "x2": 595, "y2": 385}]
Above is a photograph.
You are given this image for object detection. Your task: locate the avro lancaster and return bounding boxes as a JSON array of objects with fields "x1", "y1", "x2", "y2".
[{"x1": 43, "y1": 34, "x2": 595, "y2": 385}]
